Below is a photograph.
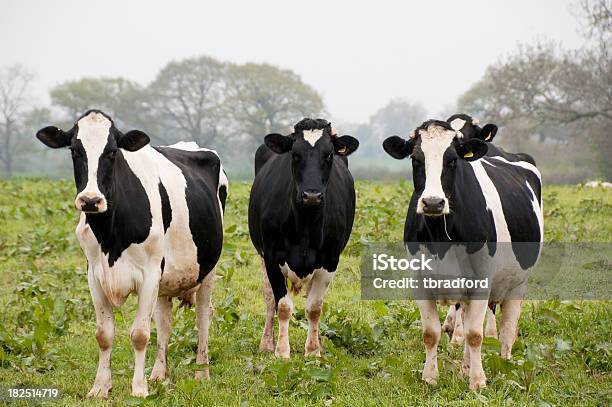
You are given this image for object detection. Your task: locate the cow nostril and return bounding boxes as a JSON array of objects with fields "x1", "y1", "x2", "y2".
[{"x1": 302, "y1": 190, "x2": 322, "y2": 205}]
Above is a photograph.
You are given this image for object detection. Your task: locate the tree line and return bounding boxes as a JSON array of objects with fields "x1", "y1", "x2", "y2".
[{"x1": 0, "y1": 0, "x2": 609, "y2": 182}]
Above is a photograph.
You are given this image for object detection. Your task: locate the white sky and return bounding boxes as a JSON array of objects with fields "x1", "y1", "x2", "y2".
[{"x1": 0, "y1": 0, "x2": 585, "y2": 123}]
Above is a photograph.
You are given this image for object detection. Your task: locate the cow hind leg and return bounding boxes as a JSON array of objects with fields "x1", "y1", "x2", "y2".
[
  {"x1": 462, "y1": 300, "x2": 488, "y2": 390},
  {"x1": 450, "y1": 305, "x2": 465, "y2": 346},
  {"x1": 304, "y1": 268, "x2": 333, "y2": 357},
  {"x1": 195, "y1": 271, "x2": 215, "y2": 380},
  {"x1": 259, "y1": 258, "x2": 276, "y2": 352},
  {"x1": 87, "y1": 274, "x2": 115, "y2": 399},
  {"x1": 151, "y1": 296, "x2": 173, "y2": 381},
  {"x1": 485, "y1": 305, "x2": 498, "y2": 339},
  {"x1": 441, "y1": 304, "x2": 456, "y2": 339},
  {"x1": 499, "y1": 299, "x2": 522, "y2": 359},
  {"x1": 417, "y1": 300, "x2": 441, "y2": 385}
]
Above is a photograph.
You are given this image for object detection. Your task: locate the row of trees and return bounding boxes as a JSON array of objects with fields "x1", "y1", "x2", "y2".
[
  {"x1": 0, "y1": 57, "x2": 325, "y2": 177},
  {"x1": 458, "y1": 0, "x2": 611, "y2": 182}
]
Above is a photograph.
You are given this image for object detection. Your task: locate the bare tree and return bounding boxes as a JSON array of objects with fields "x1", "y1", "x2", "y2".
[
  {"x1": 0, "y1": 65, "x2": 34, "y2": 177},
  {"x1": 148, "y1": 56, "x2": 227, "y2": 146}
]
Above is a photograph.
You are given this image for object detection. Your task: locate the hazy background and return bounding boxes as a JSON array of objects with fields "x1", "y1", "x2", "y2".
[{"x1": 0, "y1": 0, "x2": 610, "y2": 182}]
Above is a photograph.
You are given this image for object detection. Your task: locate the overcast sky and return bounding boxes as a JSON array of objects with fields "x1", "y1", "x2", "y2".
[{"x1": 1, "y1": 0, "x2": 585, "y2": 123}]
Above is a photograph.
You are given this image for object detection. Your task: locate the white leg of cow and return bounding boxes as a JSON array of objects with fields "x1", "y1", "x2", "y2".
[
  {"x1": 484, "y1": 306, "x2": 498, "y2": 339},
  {"x1": 259, "y1": 258, "x2": 275, "y2": 352},
  {"x1": 150, "y1": 296, "x2": 173, "y2": 381},
  {"x1": 87, "y1": 270, "x2": 115, "y2": 399},
  {"x1": 450, "y1": 306, "x2": 465, "y2": 346},
  {"x1": 499, "y1": 299, "x2": 522, "y2": 359},
  {"x1": 417, "y1": 300, "x2": 441, "y2": 385},
  {"x1": 195, "y1": 271, "x2": 215, "y2": 380},
  {"x1": 462, "y1": 300, "x2": 488, "y2": 390},
  {"x1": 275, "y1": 294, "x2": 293, "y2": 359},
  {"x1": 130, "y1": 272, "x2": 160, "y2": 398},
  {"x1": 304, "y1": 268, "x2": 333, "y2": 357}
]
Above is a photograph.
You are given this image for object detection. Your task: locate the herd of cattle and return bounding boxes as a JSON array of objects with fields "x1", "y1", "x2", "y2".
[{"x1": 35, "y1": 110, "x2": 543, "y2": 398}]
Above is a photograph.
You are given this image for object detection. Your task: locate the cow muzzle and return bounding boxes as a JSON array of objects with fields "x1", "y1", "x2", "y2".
[
  {"x1": 302, "y1": 190, "x2": 323, "y2": 206},
  {"x1": 75, "y1": 192, "x2": 107, "y2": 213},
  {"x1": 417, "y1": 196, "x2": 448, "y2": 216}
]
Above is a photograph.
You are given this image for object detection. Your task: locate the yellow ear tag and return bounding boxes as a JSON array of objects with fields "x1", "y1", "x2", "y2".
[
  {"x1": 464, "y1": 151, "x2": 474, "y2": 158},
  {"x1": 338, "y1": 146, "x2": 347, "y2": 154},
  {"x1": 485, "y1": 133, "x2": 492, "y2": 141}
]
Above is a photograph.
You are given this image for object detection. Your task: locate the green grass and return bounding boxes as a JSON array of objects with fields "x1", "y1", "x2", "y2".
[{"x1": 0, "y1": 179, "x2": 610, "y2": 406}]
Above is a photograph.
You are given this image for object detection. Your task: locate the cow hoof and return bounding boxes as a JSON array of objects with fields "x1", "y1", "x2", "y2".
[
  {"x1": 259, "y1": 337, "x2": 275, "y2": 353},
  {"x1": 131, "y1": 380, "x2": 148, "y2": 398},
  {"x1": 304, "y1": 348, "x2": 321, "y2": 357},
  {"x1": 450, "y1": 333, "x2": 464, "y2": 346},
  {"x1": 274, "y1": 348, "x2": 290, "y2": 359},
  {"x1": 86, "y1": 382, "x2": 112, "y2": 399},
  {"x1": 469, "y1": 375, "x2": 487, "y2": 390},
  {"x1": 194, "y1": 369, "x2": 210, "y2": 381},
  {"x1": 150, "y1": 366, "x2": 166, "y2": 382},
  {"x1": 422, "y1": 375, "x2": 438, "y2": 385}
]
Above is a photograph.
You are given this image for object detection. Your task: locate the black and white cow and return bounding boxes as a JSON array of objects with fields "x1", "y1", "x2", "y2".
[
  {"x1": 248, "y1": 118, "x2": 359, "y2": 358},
  {"x1": 36, "y1": 110, "x2": 227, "y2": 398},
  {"x1": 383, "y1": 118, "x2": 542, "y2": 389}
]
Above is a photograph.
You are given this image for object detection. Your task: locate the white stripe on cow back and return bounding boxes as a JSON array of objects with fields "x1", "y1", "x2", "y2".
[
  {"x1": 469, "y1": 160, "x2": 512, "y2": 242},
  {"x1": 303, "y1": 129, "x2": 323, "y2": 147},
  {"x1": 419, "y1": 126, "x2": 456, "y2": 213},
  {"x1": 76, "y1": 112, "x2": 111, "y2": 197}
]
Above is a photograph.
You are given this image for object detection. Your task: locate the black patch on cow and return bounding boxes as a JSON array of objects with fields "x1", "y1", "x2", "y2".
[
  {"x1": 86, "y1": 152, "x2": 152, "y2": 267},
  {"x1": 161, "y1": 257, "x2": 165, "y2": 274},
  {"x1": 154, "y1": 147, "x2": 223, "y2": 283},
  {"x1": 249, "y1": 147, "x2": 356, "y2": 305},
  {"x1": 159, "y1": 181, "x2": 172, "y2": 233},
  {"x1": 481, "y1": 160, "x2": 541, "y2": 269}
]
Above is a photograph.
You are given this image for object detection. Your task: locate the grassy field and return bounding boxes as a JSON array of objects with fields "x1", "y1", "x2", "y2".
[{"x1": 0, "y1": 179, "x2": 610, "y2": 406}]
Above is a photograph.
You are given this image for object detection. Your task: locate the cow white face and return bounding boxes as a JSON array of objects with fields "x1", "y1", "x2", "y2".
[
  {"x1": 383, "y1": 120, "x2": 489, "y2": 216},
  {"x1": 36, "y1": 110, "x2": 151, "y2": 213}
]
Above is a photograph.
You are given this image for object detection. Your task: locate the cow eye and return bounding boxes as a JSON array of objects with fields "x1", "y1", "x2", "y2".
[
  {"x1": 325, "y1": 153, "x2": 333, "y2": 162},
  {"x1": 448, "y1": 158, "x2": 457, "y2": 168},
  {"x1": 292, "y1": 153, "x2": 301, "y2": 163},
  {"x1": 105, "y1": 150, "x2": 117, "y2": 159}
]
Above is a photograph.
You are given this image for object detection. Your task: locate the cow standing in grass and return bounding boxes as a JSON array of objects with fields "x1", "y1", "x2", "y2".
[
  {"x1": 36, "y1": 110, "x2": 227, "y2": 398},
  {"x1": 383, "y1": 118, "x2": 542, "y2": 389},
  {"x1": 248, "y1": 118, "x2": 359, "y2": 358}
]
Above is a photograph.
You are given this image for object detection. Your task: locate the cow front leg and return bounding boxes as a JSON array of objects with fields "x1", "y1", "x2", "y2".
[
  {"x1": 130, "y1": 273, "x2": 160, "y2": 398},
  {"x1": 151, "y1": 296, "x2": 173, "y2": 381},
  {"x1": 259, "y1": 257, "x2": 275, "y2": 352},
  {"x1": 86, "y1": 272, "x2": 115, "y2": 399},
  {"x1": 417, "y1": 300, "x2": 441, "y2": 385},
  {"x1": 195, "y1": 271, "x2": 215, "y2": 380},
  {"x1": 499, "y1": 299, "x2": 521, "y2": 359},
  {"x1": 275, "y1": 292, "x2": 293, "y2": 359},
  {"x1": 304, "y1": 268, "x2": 333, "y2": 357},
  {"x1": 462, "y1": 300, "x2": 488, "y2": 390}
]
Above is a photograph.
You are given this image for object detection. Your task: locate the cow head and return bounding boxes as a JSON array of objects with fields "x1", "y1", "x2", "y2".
[
  {"x1": 264, "y1": 118, "x2": 359, "y2": 207},
  {"x1": 36, "y1": 110, "x2": 150, "y2": 213},
  {"x1": 383, "y1": 119, "x2": 488, "y2": 216},
  {"x1": 447, "y1": 113, "x2": 498, "y2": 143}
]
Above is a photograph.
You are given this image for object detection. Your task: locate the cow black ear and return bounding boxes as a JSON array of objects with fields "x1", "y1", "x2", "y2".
[
  {"x1": 118, "y1": 130, "x2": 150, "y2": 152},
  {"x1": 383, "y1": 136, "x2": 413, "y2": 159},
  {"x1": 457, "y1": 138, "x2": 488, "y2": 161},
  {"x1": 264, "y1": 133, "x2": 293, "y2": 154},
  {"x1": 333, "y1": 135, "x2": 359, "y2": 156},
  {"x1": 36, "y1": 126, "x2": 73, "y2": 148},
  {"x1": 479, "y1": 124, "x2": 498, "y2": 142}
]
